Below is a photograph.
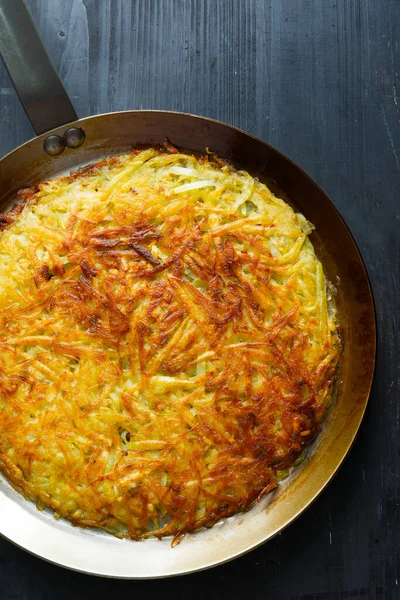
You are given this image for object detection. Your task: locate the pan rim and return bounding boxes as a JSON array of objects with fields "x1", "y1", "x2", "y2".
[{"x1": 0, "y1": 109, "x2": 376, "y2": 578}]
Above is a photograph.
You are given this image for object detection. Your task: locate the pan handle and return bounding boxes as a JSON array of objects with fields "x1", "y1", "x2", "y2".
[{"x1": 0, "y1": 0, "x2": 78, "y2": 135}]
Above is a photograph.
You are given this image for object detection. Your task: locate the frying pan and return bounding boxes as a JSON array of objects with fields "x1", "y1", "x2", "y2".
[{"x1": 0, "y1": 0, "x2": 375, "y2": 579}]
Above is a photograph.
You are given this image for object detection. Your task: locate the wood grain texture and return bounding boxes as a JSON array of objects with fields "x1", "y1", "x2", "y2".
[{"x1": 0, "y1": 1, "x2": 398, "y2": 598}]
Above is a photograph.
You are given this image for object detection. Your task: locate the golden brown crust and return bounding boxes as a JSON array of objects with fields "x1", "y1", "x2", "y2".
[{"x1": 0, "y1": 148, "x2": 340, "y2": 542}]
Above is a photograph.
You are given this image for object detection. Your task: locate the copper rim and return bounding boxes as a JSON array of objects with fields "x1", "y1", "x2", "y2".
[{"x1": 0, "y1": 110, "x2": 376, "y2": 578}]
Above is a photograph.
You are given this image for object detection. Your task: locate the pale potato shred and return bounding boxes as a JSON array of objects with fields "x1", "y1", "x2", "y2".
[{"x1": 0, "y1": 144, "x2": 341, "y2": 543}]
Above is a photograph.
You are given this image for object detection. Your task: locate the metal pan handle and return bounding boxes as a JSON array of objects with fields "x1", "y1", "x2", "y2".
[{"x1": 0, "y1": 0, "x2": 78, "y2": 135}]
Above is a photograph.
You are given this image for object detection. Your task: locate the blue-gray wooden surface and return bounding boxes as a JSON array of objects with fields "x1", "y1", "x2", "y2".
[{"x1": 0, "y1": 1, "x2": 399, "y2": 598}]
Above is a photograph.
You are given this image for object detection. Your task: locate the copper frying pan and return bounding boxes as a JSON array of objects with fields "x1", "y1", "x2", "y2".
[{"x1": 0, "y1": 0, "x2": 375, "y2": 578}]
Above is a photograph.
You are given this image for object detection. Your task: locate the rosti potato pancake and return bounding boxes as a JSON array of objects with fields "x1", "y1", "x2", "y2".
[{"x1": 0, "y1": 144, "x2": 340, "y2": 542}]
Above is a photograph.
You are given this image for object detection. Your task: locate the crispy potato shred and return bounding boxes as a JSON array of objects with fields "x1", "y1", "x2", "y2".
[{"x1": 0, "y1": 146, "x2": 340, "y2": 543}]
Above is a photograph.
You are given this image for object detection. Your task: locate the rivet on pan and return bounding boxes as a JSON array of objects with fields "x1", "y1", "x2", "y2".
[
  {"x1": 63, "y1": 127, "x2": 85, "y2": 149},
  {"x1": 43, "y1": 135, "x2": 65, "y2": 156}
]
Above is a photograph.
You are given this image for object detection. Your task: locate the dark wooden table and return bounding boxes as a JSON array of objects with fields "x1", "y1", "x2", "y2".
[{"x1": 0, "y1": 1, "x2": 398, "y2": 598}]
